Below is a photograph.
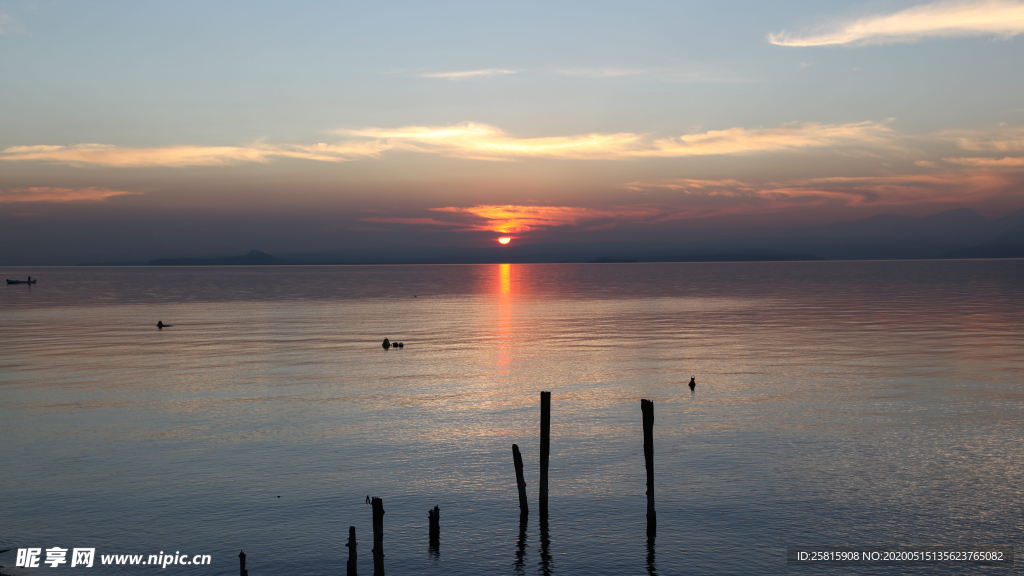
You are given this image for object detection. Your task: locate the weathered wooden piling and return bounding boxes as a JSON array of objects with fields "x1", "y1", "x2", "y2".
[
  {"x1": 641, "y1": 399, "x2": 656, "y2": 537},
  {"x1": 428, "y1": 505, "x2": 440, "y2": 547},
  {"x1": 238, "y1": 550, "x2": 248, "y2": 576},
  {"x1": 512, "y1": 444, "x2": 529, "y2": 516},
  {"x1": 539, "y1": 391, "x2": 551, "y2": 517},
  {"x1": 346, "y1": 526, "x2": 357, "y2": 576},
  {"x1": 369, "y1": 496, "x2": 385, "y2": 576}
]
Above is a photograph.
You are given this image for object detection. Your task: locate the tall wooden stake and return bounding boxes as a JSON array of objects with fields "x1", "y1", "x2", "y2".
[
  {"x1": 512, "y1": 444, "x2": 528, "y2": 516},
  {"x1": 539, "y1": 391, "x2": 551, "y2": 518},
  {"x1": 346, "y1": 526, "x2": 357, "y2": 576},
  {"x1": 369, "y1": 497, "x2": 385, "y2": 576},
  {"x1": 641, "y1": 399, "x2": 656, "y2": 537},
  {"x1": 238, "y1": 550, "x2": 248, "y2": 576}
]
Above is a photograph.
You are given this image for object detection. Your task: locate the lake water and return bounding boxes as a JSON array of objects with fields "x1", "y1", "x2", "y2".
[{"x1": 1, "y1": 261, "x2": 1022, "y2": 575}]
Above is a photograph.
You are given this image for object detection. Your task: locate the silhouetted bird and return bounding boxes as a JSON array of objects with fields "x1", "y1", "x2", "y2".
[{"x1": 688, "y1": 376, "x2": 696, "y2": 390}]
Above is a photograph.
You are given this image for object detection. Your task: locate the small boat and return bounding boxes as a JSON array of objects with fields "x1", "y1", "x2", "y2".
[{"x1": 6, "y1": 279, "x2": 37, "y2": 285}]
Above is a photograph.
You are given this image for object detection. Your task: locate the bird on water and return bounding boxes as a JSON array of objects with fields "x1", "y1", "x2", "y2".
[{"x1": 688, "y1": 376, "x2": 696, "y2": 391}]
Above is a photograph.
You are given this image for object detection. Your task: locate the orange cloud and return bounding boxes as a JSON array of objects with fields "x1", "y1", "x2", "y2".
[
  {"x1": 0, "y1": 187, "x2": 141, "y2": 203},
  {"x1": 362, "y1": 205, "x2": 663, "y2": 235},
  {"x1": 770, "y1": 0, "x2": 1024, "y2": 46},
  {"x1": 432, "y1": 205, "x2": 662, "y2": 233}
]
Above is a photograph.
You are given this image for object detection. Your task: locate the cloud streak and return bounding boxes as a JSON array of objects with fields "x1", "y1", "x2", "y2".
[
  {"x1": 0, "y1": 120, "x2": 902, "y2": 166},
  {"x1": 629, "y1": 168, "x2": 1020, "y2": 214},
  {"x1": 770, "y1": 0, "x2": 1024, "y2": 46},
  {"x1": 0, "y1": 187, "x2": 141, "y2": 203},
  {"x1": 645, "y1": 121, "x2": 895, "y2": 157},
  {"x1": 0, "y1": 144, "x2": 272, "y2": 167},
  {"x1": 418, "y1": 69, "x2": 520, "y2": 79},
  {"x1": 338, "y1": 121, "x2": 897, "y2": 160}
]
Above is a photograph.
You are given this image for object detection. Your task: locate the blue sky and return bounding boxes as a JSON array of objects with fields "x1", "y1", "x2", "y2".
[{"x1": 2, "y1": 0, "x2": 1024, "y2": 262}]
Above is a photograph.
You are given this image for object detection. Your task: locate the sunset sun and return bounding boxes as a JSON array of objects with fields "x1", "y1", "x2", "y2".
[{"x1": 498, "y1": 237, "x2": 512, "y2": 245}]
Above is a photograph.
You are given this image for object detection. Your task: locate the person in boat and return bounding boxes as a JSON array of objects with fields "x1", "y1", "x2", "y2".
[
  {"x1": 688, "y1": 376, "x2": 696, "y2": 390},
  {"x1": 382, "y1": 337, "x2": 390, "y2": 349},
  {"x1": 157, "y1": 320, "x2": 171, "y2": 329}
]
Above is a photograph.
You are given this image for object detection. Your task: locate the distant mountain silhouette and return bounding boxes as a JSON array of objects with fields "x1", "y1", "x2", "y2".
[
  {"x1": 72, "y1": 206, "x2": 1024, "y2": 266},
  {"x1": 277, "y1": 207, "x2": 1022, "y2": 264},
  {"x1": 147, "y1": 250, "x2": 291, "y2": 266},
  {"x1": 942, "y1": 222, "x2": 1024, "y2": 258},
  {"x1": 764, "y1": 207, "x2": 999, "y2": 260}
]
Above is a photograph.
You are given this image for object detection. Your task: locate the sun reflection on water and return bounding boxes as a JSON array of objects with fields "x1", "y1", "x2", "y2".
[{"x1": 497, "y1": 263, "x2": 512, "y2": 377}]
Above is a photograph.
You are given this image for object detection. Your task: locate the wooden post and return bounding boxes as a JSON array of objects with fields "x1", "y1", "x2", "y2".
[
  {"x1": 346, "y1": 526, "x2": 357, "y2": 576},
  {"x1": 238, "y1": 550, "x2": 248, "y2": 576},
  {"x1": 512, "y1": 444, "x2": 528, "y2": 516},
  {"x1": 641, "y1": 399, "x2": 656, "y2": 537},
  {"x1": 428, "y1": 505, "x2": 440, "y2": 548},
  {"x1": 539, "y1": 391, "x2": 551, "y2": 518},
  {"x1": 369, "y1": 497, "x2": 385, "y2": 576}
]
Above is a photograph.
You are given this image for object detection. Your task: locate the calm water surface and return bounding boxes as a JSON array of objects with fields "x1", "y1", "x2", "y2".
[{"x1": 1, "y1": 261, "x2": 1023, "y2": 575}]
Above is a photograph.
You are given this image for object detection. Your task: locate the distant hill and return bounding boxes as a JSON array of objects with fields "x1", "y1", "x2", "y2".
[
  {"x1": 941, "y1": 223, "x2": 1024, "y2": 258},
  {"x1": 147, "y1": 250, "x2": 291, "y2": 266},
  {"x1": 75, "y1": 207, "x2": 1024, "y2": 266}
]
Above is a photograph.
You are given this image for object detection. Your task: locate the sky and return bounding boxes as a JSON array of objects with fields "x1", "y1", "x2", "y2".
[{"x1": 2, "y1": 0, "x2": 1024, "y2": 264}]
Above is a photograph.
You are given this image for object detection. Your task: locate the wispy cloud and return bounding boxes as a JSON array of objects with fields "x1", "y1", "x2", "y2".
[
  {"x1": 770, "y1": 0, "x2": 1024, "y2": 46},
  {"x1": 1, "y1": 120, "x2": 901, "y2": 167},
  {"x1": 338, "y1": 120, "x2": 897, "y2": 160},
  {"x1": 944, "y1": 156, "x2": 1024, "y2": 166},
  {"x1": 0, "y1": 13, "x2": 13, "y2": 34},
  {"x1": 418, "y1": 69, "x2": 520, "y2": 79},
  {"x1": 645, "y1": 121, "x2": 896, "y2": 157},
  {"x1": 360, "y1": 217, "x2": 463, "y2": 227},
  {"x1": 552, "y1": 67, "x2": 751, "y2": 84},
  {"x1": 336, "y1": 123, "x2": 645, "y2": 160},
  {"x1": 0, "y1": 187, "x2": 141, "y2": 203},
  {"x1": 0, "y1": 144, "x2": 272, "y2": 167},
  {"x1": 553, "y1": 67, "x2": 649, "y2": 78},
  {"x1": 628, "y1": 169, "x2": 1018, "y2": 213},
  {"x1": 0, "y1": 142, "x2": 386, "y2": 167},
  {"x1": 951, "y1": 127, "x2": 1024, "y2": 152}
]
